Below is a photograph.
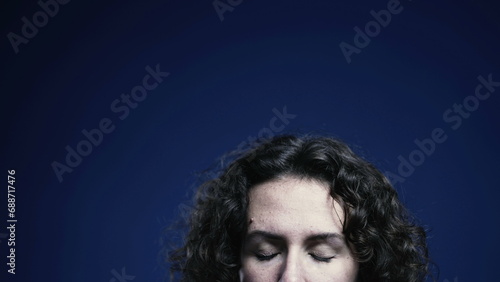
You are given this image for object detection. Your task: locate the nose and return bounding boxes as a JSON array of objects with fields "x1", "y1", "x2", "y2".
[{"x1": 278, "y1": 252, "x2": 304, "y2": 282}]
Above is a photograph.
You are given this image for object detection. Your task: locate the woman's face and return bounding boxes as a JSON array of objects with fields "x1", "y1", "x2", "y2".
[{"x1": 240, "y1": 176, "x2": 358, "y2": 282}]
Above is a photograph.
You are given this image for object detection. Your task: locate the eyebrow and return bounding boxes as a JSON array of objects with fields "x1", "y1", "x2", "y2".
[
  {"x1": 245, "y1": 230, "x2": 345, "y2": 243},
  {"x1": 306, "y1": 232, "x2": 344, "y2": 243}
]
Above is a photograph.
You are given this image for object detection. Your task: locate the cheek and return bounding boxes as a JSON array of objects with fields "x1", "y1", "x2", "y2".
[
  {"x1": 240, "y1": 258, "x2": 358, "y2": 282},
  {"x1": 305, "y1": 257, "x2": 360, "y2": 282},
  {"x1": 240, "y1": 260, "x2": 279, "y2": 282},
  {"x1": 324, "y1": 257, "x2": 358, "y2": 282}
]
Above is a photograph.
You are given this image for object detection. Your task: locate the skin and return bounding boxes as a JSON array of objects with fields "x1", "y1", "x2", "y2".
[{"x1": 240, "y1": 176, "x2": 358, "y2": 282}]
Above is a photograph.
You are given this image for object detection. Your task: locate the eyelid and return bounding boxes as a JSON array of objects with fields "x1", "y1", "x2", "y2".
[
  {"x1": 254, "y1": 252, "x2": 280, "y2": 261},
  {"x1": 309, "y1": 253, "x2": 336, "y2": 262},
  {"x1": 308, "y1": 244, "x2": 338, "y2": 263}
]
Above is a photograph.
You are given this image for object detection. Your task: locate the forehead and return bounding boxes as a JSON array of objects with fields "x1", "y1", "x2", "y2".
[{"x1": 247, "y1": 176, "x2": 345, "y2": 236}]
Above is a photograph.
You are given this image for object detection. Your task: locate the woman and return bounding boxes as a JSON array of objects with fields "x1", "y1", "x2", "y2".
[{"x1": 167, "y1": 135, "x2": 431, "y2": 281}]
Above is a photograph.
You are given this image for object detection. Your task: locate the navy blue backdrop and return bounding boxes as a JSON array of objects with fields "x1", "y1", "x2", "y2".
[{"x1": 1, "y1": 0, "x2": 499, "y2": 281}]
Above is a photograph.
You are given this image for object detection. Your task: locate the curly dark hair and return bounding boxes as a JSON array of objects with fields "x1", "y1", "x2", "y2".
[{"x1": 167, "y1": 134, "x2": 431, "y2": 282}]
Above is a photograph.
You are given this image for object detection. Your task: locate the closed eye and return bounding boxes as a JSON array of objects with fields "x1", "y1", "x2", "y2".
[
  {"x1": 310, "y1": 253, "x2": 335, "y2": 262},
  {"x1": 255, "y1": 252, "x2": 279, "y2": 261}
]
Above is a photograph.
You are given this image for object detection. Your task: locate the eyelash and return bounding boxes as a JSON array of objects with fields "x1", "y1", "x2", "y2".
[
  {"x1": 254, "y1": 253, "x2": 335, "y2": 263},
  {"x1": 310, "y1": 253, "x2": 336, "y2": 263},
  {"x1": 255, "y1": 252, "x2": 279, "y2": 261}
]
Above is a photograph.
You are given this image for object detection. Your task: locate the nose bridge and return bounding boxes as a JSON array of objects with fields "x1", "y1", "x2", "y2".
[{"x1": 278, "y1": 249, "x2": 304, "y2": 282}]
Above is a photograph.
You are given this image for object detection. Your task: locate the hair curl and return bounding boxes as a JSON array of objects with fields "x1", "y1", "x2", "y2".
[{"x1": 167, "y1": 135, "x2": 431, "y2": 281}]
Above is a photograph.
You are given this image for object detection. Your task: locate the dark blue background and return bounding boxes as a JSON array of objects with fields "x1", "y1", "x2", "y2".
[{"x1": 1, "y1": 0, "x2": 499, "y2": 281}]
